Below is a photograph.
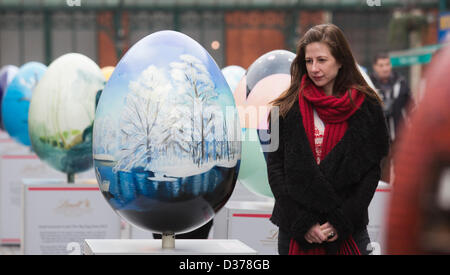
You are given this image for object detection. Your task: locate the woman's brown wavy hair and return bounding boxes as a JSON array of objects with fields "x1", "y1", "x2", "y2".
[{"x1": 271, "y1": 24, "x2": 382, "y2": 118}]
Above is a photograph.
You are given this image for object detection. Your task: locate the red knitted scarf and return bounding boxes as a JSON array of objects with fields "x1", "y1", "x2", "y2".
[
  {"x1": 289, "y1": 75, "x2": 365, "y2": 255},
  {"x1": 299, "y1": 75, "x2": 365, "y2": 162}
]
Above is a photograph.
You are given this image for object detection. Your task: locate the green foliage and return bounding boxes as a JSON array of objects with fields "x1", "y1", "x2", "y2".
[
  {"x1": 388, "y1": 14, "x2": 428, "y2": 49},
  {"x1": 39, "y1": 129, "x2": 83, "y2": 149}
]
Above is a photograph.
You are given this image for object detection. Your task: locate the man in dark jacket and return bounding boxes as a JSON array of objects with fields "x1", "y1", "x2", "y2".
[
  {"x1": 369, "y1": 52, "x2": 413, "y2": 143},
  {"x1": 369, "y1": 52, "x2": 413, "y2": 183}
]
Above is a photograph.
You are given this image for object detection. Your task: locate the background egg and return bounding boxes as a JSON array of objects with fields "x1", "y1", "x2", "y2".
[
  {"x1": 233, "y1": 49, "x2": 295, "y2": 198},
  {"x1": 358, "y1": 64, "x2": 376, "y2": 90},
  {"x1": 2, "y1": 62, "x2": 47, "y2": 146},
  {"x1": 93, "y1": 30, "x2": 241, "y2": 234},
  {"x1": 28, "y1": 53, "x2": 105, "y2": 175},
  {"x1": 221, "y1": 65, "x2": 245, "y2": 93}
]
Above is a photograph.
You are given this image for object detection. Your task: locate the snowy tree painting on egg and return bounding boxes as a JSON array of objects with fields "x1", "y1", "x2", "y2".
[{"x1": 93, "y1": 31, "x2": 241, "y2": 234}]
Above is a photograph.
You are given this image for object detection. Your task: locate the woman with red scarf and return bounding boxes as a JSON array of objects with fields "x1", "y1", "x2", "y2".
[{"x1": 268, "y1": 24, "x2": 389, "y2": 255}]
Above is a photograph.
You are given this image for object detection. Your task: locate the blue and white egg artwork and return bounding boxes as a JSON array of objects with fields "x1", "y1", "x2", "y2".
[
  {"x1": 93, "y1": 30, "x2": 241, "y2": 234},
  {"x1": 221, "y1": 65, "x2": 245, "y2": 93},
  {"x1": 28, "y1": 53, "x2": 105, "y2": 174},
  {"x1": 0, "y1": 65, "x2": 19, "y2": 130},
  {"x1": 2, "y1": 62, "x2": 47, "y2": 146}
]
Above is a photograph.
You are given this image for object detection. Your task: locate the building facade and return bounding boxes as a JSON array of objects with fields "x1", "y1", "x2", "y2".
[{"x1": 0, "y1": 0, "x2": 443, "y2": 70}]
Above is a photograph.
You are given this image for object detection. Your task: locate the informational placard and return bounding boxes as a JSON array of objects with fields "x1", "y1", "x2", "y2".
[
  {"x1": 0, "y1": 154, "x2": 66, "y2": 245},
  {"x1": 22, "y1": 180, "x2": 121, "y2": 255}
]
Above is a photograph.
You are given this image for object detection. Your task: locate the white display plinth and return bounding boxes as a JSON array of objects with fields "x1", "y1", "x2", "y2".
[
  {"x1": 22, "y1": 179, "x2": 121, "y2": 255},
  {"x1": 213, "y1": 200, "x2": 277, "y2": 255},
  {"x1": 0, "y1": 133, "x2": 96, "y2": 245},
  {"x1": 0, "y1": 140, "x2": 66, "y2": 245},
  {"x1": 83, "y1": 239, "x2": 257, "y2": 255},
  {"x1": 368, "y1": 181, "x2": 392, "y2": 255}
]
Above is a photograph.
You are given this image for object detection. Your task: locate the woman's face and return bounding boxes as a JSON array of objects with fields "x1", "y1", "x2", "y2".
[{"x1": 304, "y1": 42, "x2": 342, "y2": 96}]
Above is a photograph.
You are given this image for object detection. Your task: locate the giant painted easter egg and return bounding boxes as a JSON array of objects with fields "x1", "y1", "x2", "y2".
[
  {"x1": 28, "y1": 53, "x2": 105, "y2": 174},
  {"x1": 0, "y1": 65, "x2": 19, "y2": 130},
  {"x1": 2, "y1": 62, "x2": 47, "y2": 146},
  {"x1": 234, "y1": 49, "x2": 295, "y2": 198},
  {"x1": 93, "y1": 31, "x2": 241, "y2": 234}
]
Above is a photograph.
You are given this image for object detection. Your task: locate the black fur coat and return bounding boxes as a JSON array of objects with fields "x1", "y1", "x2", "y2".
[{"x1": 267, "y1": 98, "x2": 390, "y2": 248}]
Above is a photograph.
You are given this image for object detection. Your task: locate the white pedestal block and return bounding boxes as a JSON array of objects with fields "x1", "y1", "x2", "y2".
[
  {"x1": 368, "y1": 181, "x2": 392, "y2": 255},
  {"x1": 22, "y1": 179, "x2": 121, "y2": 255},
  {"x1": 0, "y1": 142, "x2": 66, "y2": 245},
  {"x1": 83, "y1": 239, "x2": 257, "y2": 255},
  {"x1": 0, "y1": 133, "x2": 97, "y2": 245},
  {"x1": 213, "y1": 201, "x2": 277, "y2": 255}
]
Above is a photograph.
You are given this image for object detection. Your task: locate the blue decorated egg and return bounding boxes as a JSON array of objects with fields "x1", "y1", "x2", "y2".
[
  {"x1": 28, "y1": 53, "x2": 105, "y2": 174},
  {"x1": 2, "y1": 62, "x2": 47, "y2": 146},
  {"x1": 93, "y1": 31, "x2": 241, "y2": 234}
]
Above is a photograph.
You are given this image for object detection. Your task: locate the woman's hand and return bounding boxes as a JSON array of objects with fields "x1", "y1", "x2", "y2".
[
  {"x1": 304, "y1": 223, "x2": 328, "y2": 244},
  {"x1": 320, "y1": 222, "x2": 338, "y2": 242}
]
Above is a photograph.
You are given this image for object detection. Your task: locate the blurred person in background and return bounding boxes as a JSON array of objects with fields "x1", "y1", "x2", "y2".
[
  {"x1": 369, "y1": 52, "x2": 414, "y2": 182},
  {"x1": 370, "y1": 52, "x2": 413, "y2": 142}
]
